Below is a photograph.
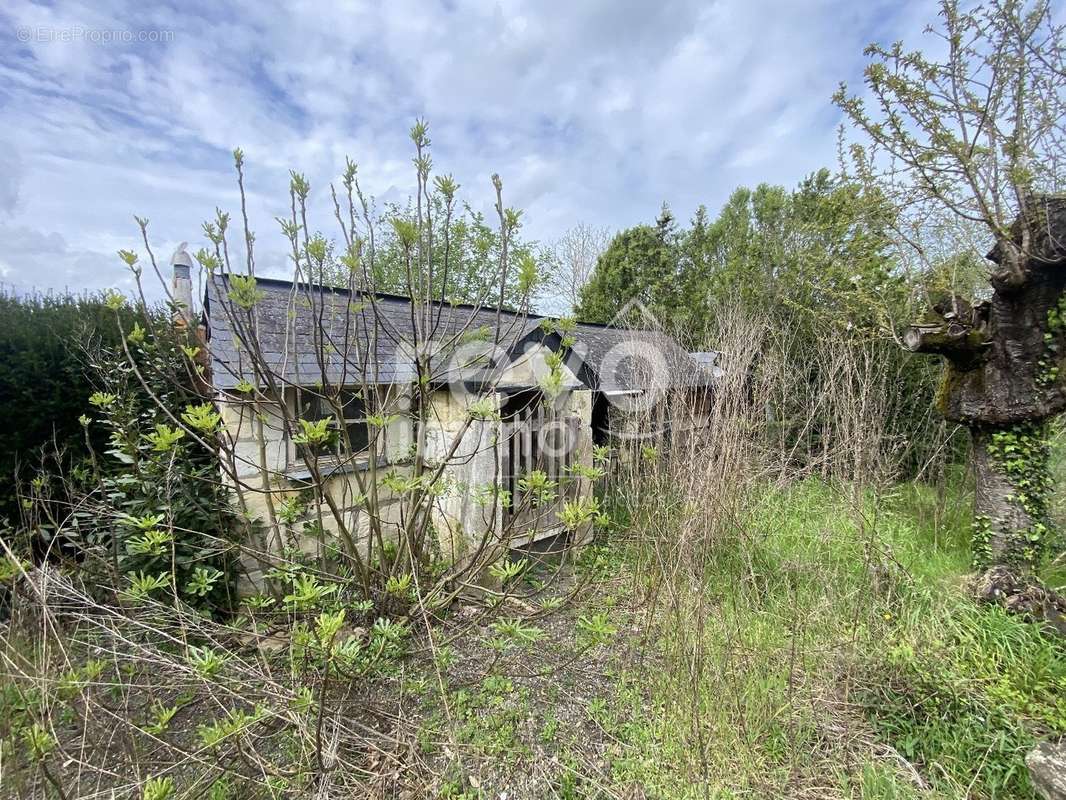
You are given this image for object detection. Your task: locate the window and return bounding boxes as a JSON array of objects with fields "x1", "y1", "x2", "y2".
[{"x1": 294, "y1": 388, "x2": 370, "y2": 462}]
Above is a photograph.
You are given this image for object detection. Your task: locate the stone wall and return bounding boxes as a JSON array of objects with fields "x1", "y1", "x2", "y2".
[
  {"x1": 219, "y1": 386, "x2": 412, "y2": 593},
  {"x1": 219, "y1": 375, "x2": 596, "y2": 592},
  {"x1": 424, "y1": 388, "x2": 502, "y2": 563}
]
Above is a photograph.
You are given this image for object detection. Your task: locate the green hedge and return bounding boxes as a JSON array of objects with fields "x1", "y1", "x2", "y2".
[{"x1": 0, "y1": 287, "x2": 136, "y2": 522}]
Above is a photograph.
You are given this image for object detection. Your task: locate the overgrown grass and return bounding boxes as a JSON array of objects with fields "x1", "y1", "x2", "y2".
[
  {"x1": 5, "y1": 473, "x2": 1063, "y2": 799},
  {"x1": 592, "y1": 474, "x2": 1066, "y2": 799}
]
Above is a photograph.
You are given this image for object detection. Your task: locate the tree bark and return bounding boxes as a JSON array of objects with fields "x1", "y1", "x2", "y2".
[
  {"x1": 904, "y1": 196, "x2": 1066, "y2": 572},
  {"x1": 970, "y1": 426, "x2": 1045, "y2": 569}
]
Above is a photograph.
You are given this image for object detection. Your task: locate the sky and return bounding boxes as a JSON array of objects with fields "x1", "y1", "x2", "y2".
[{"x1": 0, "y1": 0, "x2": 936, "y2": 298}]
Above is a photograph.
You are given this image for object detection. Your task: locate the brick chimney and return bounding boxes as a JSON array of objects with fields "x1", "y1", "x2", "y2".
[{"x1": 171, "y1": 242, "x2": 194, "y2": 328}]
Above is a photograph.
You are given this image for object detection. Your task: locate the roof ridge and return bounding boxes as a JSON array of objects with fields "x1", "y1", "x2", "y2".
[
  {"x1": 208, "y1": 273, "x2": 658, "y2": 330},
  {"x1": 210, "y1": 273, "x2": 540, "y2": 318}
]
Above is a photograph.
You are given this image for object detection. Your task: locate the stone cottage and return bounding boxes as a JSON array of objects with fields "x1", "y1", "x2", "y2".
[{"x1": 176, "y1": 252, "x2": 712, "y2": 585}]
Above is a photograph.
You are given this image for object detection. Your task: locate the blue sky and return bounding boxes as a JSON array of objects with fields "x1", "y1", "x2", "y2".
[{"x1": 0, "y1": 0, "x2": 935, "y2": 296}]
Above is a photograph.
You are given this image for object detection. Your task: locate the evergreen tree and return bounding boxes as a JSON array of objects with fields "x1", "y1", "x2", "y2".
[{"x1": 576, "y1": 206, "x2": 679, "y2": 325}]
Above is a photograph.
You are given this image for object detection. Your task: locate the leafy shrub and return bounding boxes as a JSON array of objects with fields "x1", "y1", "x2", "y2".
[{"x1": 18, "y1": 304, "x2": 240, "y2": 611}]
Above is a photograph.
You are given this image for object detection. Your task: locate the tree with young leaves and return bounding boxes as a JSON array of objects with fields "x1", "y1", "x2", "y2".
[
  {"x1": 365, "y1": 197, "x2": 542, "y2": 308},
  {"x1": 836, "y1": 0, "x2": 1066, "y2": 570}
]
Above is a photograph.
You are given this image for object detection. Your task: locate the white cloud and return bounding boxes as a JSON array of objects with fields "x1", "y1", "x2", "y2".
[
  {"x1": 0, "y1": 0, "x2": 936, "y2": 297},
  {"x1": 0, "y1": 144, "x2": 23, "y2": 216}
]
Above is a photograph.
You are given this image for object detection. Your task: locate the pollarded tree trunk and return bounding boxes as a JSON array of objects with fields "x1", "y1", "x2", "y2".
[
  {"x1": 905, "y1": 196, "x2": 1066, "y2": 572},
  {"x1": 970, "y1": 424, "x2": 1051, "y2": 568}
]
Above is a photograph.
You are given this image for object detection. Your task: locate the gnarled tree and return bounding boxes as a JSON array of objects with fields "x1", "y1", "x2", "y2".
[
  {"x1": 905, "y1": 198, "x2": 1066, "y2": 568},
  {"x1": 837, "y1": 0, "x2": 1066, "y2": 570}
]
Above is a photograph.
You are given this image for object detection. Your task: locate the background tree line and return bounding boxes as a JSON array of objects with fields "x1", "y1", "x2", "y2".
[{"x1": 574, "y1": 169, "x2": 960, "y2": 477}]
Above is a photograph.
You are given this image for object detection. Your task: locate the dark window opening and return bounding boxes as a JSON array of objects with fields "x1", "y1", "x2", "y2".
[
  {"x1": 295, "y1": 388, "x2": 370, "y2": 462},
  {"x1": 590, "y1": 392, "x2": 610, "y2": 446},
  {"x1": 499, "y1": 389, "x2": 541, "y2": 420}
]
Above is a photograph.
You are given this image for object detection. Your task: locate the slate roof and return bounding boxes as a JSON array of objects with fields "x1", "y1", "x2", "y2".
[{"x1": 204, "y1": 275, "x2": 713, "y2": 393}]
